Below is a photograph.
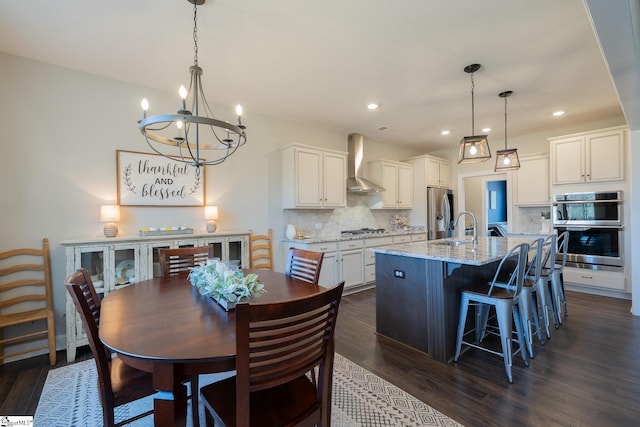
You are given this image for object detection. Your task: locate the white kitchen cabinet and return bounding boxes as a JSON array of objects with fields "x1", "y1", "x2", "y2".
[
  {"x1": 364, "y1": 236, "x2": 393, "y2": 283},
  {"x1": 564, "y1": 267, "x2": 626, "y2": 292},
  {"x1": 368, "y1": 160, "x2": 413, "y2": 209},
  {"x1": 409, "y1": 154, "x2": 451, "y2": 188},
  {"x1": 282, "y1": 144, "x2": 347, "y2": 209},
  {"x1": 61, "y1": 231, "x2": 250, "y2": 362},
  {"x1": 411, "y1": 232, "x2": 427, "y2": 242},
  {"x1": 550, "y1": 126, "x2": 626, "y2": 185},
  {"x1": 425, "y1": 156, "x2": 452, "y2": 188},
  {"x1": 339, "y1": 240, "x2": 365, "y2": 290},
  {"x1": 514, "y1": 154, "x2": 550, "y2": 206},
  {"x1": 392, "y1": 234, "x2": 412, "y2": 244}
]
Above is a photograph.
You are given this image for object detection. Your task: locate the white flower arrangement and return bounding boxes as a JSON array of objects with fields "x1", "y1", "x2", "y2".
[{"x1": 188, "y1": 259, "x2": 265, "y2": 303}]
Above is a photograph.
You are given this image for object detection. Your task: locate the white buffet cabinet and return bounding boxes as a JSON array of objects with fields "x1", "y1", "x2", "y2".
[{"x1": 61, "y1": 231, "x2": 250, "y2": 362}]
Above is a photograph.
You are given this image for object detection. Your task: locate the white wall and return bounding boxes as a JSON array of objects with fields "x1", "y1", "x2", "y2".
[{"x1": 0, "y1": 52, "x2": 350, "y2": 347}]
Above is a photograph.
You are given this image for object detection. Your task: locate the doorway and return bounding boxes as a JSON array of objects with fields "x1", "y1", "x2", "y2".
[{"x1": 458, "y1": 172, "x2": 510, "y2": 238}]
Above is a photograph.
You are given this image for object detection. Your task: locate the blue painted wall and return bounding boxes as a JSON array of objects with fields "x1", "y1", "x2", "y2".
[{"x1": 487, "y1": 180, "x2": 507, "y2": 223}]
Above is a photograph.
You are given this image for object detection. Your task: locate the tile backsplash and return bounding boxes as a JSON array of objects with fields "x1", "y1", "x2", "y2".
[
  {"x1": 284, "y1": 193, "x2": 408, "y2": 238},
  {"x1": 519, "y1": 207, "x2": 551, "y2": 233}
]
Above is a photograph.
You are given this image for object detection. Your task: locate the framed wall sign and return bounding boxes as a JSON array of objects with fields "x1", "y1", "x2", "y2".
[{"x1": 117, "y1": 150, "x2": 205, "y2": 206}]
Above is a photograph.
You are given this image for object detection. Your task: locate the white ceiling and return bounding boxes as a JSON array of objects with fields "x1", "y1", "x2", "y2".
[{"x1": 0, "y1": 0, "x2": 626, "y2": 152}]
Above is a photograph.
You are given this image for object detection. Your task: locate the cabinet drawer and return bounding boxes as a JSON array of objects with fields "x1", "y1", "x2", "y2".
[
  {"x1": 411, "y1": 233, "x2": 427, "y2": 242},
  {"x1": 365, "y1": 264, "x2": 376, "y2": 283},
  {"x1": 564, "y1": 268, "x2": 626, "y2": 291},
  {"x1": 339, "y1": 240, "x2": 364, "y2": 250},
  {"x1": 393, "y1": 235, "x2": 411, "y2": 244},
  {"x1": 365, "y1": 236, "x2": 393, "y2": 247},
  {"x1": 365, "y1": 249, "x2": 376, "y2": 265},
  {"x1": 287, "y1": 241, "x2": 338, "y2": 253}
]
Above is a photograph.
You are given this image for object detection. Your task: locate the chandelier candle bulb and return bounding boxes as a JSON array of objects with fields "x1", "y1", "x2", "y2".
[{"x1": 141, "y1": 98, "x2": 148, "y2": 119}]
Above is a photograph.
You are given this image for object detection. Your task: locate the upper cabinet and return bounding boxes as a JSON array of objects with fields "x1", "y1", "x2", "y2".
[
  {"x1": 550, "y1": 126, "x2": 626, "y2": 185},
  {"x1": 425, "y1": 156, "x2": 452, "y2": 188},
  {"x1": 513, "y1": 154, "x2": 550, "y2": 206},
  {"x1": 368, "y1": 160, "x2": 413, "y2": 209},
  {"x1": 409, "y1": 154, "x2": 452, "y2": 189},
  {"x1": 282, "y1": 144, "x2": 347, "y2": 209}
]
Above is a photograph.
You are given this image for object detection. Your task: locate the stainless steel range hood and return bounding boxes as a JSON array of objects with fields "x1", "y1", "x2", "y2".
[{"x1": 347, "y1": 133, "x2": 386, "y2": 193}]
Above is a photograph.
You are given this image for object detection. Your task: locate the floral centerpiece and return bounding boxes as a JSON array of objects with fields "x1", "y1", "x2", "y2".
[{"x1": 188, "y1": 259, "x2": 265, "y2": 310}]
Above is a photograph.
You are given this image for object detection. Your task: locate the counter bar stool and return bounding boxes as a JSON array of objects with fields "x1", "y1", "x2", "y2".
[
  {"x1": 520, "y1": 237, "x2": 545, "y2": 358},
  {"x1": 536, "y1": 234, "x2": 560, "y2": 338},
  {"x1": 454, "y1": 242, "x2": 530, "y2": 383},
  {"x1": 552, "y1": 231, "x2": 569, "y2": 323}
]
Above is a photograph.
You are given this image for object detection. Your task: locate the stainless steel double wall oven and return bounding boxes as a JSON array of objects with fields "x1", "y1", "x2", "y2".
[{"x1": 553, "y1": 191, "x2": 623, "y2": 271}]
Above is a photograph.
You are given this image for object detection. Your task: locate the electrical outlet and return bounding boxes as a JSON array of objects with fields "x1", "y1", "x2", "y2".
[
  {"x1": 394, "y1": 270, "x2": 405, "y2": 279},
  {"x1": 315, "y1": 223, "x2": 322, "y2": 230}
]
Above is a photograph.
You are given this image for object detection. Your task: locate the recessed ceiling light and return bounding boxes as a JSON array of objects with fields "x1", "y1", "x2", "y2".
[
  {"x1": 553, "y1": 110, "x2": 565, "y2": 117},
  {"x1": 377, "y1": 126, "x2": 389, "y2": 131},
  {"x1": 367, "y1": 103, "x2": 379, "y2": 110},
  {"x1": 482, "y1": 127, "x2": 491, "y2": 133},
  {"x1": 441, "y1": 130, "x2": 450, "y2": 135}
]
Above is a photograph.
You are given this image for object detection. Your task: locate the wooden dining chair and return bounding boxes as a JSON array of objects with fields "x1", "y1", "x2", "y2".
[
  {"x1": 0, "y1": 238, "x2": 56, "y2": 366},
  {"x1": 249, "y1": 229, "x2": 273, "y2": 270},
  {"x1": 65, "y1": 268, "x2": 155, "y2": 427},
  {"x1": 158, "y1": 246, "x2": 214, "y2": 278},
  {"x1": 200, "y1": 280, "x2": 345, "y2": 427},
  {"x1": 285, "y1": 247, "x2": 324, "y2": 284}
]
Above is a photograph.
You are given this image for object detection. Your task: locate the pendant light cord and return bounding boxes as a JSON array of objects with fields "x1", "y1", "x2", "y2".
[
  {"x1": 470, "y1": 72, "x2": 475, "y2": 135},
  {"x1": 504, "y1": 93, "x2": 508, "y2": 150}
]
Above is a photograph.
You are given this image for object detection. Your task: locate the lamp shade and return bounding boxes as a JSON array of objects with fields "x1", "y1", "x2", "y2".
[
  {"x1": 204, "y1": 205, "x2": 219, "y2": 220},
  {"x1": 100, "y1": 205, "x2": 121, "y2": 222}
]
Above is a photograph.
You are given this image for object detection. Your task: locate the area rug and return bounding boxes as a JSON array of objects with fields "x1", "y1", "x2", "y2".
[{"x1": 34, "y1": 353, "x2": 462, "y2": 426}]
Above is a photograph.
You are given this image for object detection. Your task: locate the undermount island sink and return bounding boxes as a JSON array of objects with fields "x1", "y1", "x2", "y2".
[{"x1": 431, "y1": 239, "x2": 475, "y2": 246}]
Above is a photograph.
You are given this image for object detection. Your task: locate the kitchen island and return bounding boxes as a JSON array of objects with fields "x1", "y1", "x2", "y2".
[{"x1": 370, "y1": 236, "x2": 536, "y2": 363}]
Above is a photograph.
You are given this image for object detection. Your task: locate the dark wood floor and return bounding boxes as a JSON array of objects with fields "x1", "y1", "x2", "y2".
[{"x1": 2, "y1": 289, "x2": 639, "y2": 426}]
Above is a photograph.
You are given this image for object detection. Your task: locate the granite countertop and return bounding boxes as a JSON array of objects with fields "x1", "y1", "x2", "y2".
[
  {"x1": 369, "y1": 236, "x2": 539, "y2": 266},
  {"x1": 283, "y1": 229, "x2": 426, "y2": 244}
]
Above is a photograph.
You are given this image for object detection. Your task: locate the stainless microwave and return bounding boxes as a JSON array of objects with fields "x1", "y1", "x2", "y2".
[{"x1": 553, "y1": 191, "x2": 622, "y2": 227}]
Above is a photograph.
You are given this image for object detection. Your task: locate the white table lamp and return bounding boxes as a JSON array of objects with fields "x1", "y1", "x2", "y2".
[
  {"x1": 205, "y1": 205, "x2": 219, "y2": 233},
  {"x1": 100, "y1": 205, "x2": 121, "y2": 237}
]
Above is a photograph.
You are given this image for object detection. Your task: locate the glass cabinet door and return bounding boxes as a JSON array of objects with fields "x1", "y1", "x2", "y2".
[
  {"x1": 227, "y1": 237, "x2": 246, "y2": 268},
  {"x1": 145, "y1": 242, "x2": 175, "y2": 278},
  {"x1": 74, "y1": 246, "x2": 109, "y2": 295},
  {"x1": 112, "y1": 244, "x2": 139, "y2": 290},
  {"x1": 201, "y1": 238, "x2": 224, "y2": 261}
]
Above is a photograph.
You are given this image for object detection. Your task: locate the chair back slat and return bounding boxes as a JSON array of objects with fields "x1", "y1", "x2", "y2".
[
  {"x1": 488, "y1": 242, "x2": 530, "y2": 299},
  {"x1": 158, "y1": 246, "x2": 214, "y2": 278},
  {"x1": 234, "y1": 281, "x2": 344, "y2": 426},
  {"x1": 285, "y1": 248, "x2": 324, "y2": 284},
  {"x1": 249, "y1": 230, "x2": 273, "y2": 270},
  {"x1": 0, "y1": 238, "x2": 55, "y2": 365}
]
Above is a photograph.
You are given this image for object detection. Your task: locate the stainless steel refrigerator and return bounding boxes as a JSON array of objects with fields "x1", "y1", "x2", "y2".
[{"x1": 426, "y1": 187, "x2": 454, "y2": 240}]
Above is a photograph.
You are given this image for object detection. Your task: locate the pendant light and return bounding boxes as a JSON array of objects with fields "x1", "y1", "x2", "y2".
[
  {"x1": 458, "y1": 64, "x2": 491, "y2": 164},
  {"x1": 494, "y1": 90, "x2": 520, "y2": 171},
  {"x1": 137, "y1": 0, "x2": 247, "y2": 174}
]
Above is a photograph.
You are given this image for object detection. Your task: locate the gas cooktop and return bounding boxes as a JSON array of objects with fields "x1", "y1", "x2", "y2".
[{"x1": 341, "y1": 228, "x2": 386, "y2": 236}]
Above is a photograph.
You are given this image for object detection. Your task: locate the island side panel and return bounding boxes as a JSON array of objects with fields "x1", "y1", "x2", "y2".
[
  {"x1": 437, "y1": 261, "x2": 499, "y2": 362},
  {"x1": 375, "y1": 253, "x2": 429, "y2": 353}
]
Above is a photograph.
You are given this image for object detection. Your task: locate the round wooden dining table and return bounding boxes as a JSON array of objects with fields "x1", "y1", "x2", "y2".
[{"x1": 99, "y1": 269, "x2": 324, "y2": 427}]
